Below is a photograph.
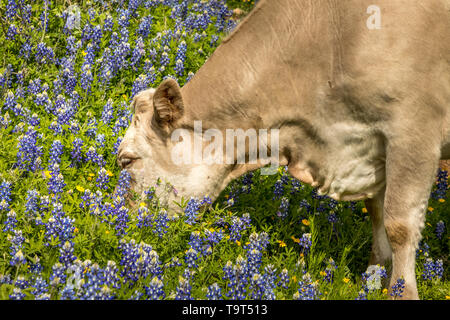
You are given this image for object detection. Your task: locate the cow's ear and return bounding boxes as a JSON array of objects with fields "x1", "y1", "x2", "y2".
[{"x1": 152, "y1": 78, "x2": 184, "y2": 127}]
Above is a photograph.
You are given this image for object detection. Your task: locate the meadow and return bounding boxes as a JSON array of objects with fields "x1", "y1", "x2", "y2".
[{"x1": 0, "y1": 0, "x2": 448, "y2": 300}]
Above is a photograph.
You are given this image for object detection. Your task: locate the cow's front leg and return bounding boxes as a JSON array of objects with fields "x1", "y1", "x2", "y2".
[
  {"x1": 383, "y1": 141, "x2": 440, "y2": 300},
  {"x1": 365, "y1": 188, "x2": 392, "y2": 268}
]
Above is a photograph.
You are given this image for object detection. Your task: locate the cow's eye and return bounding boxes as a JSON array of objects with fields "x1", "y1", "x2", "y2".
[{"x1": 134, "y1": 115, "x2": 140, "y2": 126}]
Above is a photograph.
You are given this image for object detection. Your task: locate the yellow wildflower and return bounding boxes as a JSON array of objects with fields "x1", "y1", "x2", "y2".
[
  {"x1": 44, "y1": 170, "x2": 52, "y2": 179},
  {"x1": 236, "y1": 240, "x2": 241, "y2": 246},
  {"x1": 382, "y1": 289, "x2": 388, "y2": 295},
  {"x1": 76, "y1": 186, "x2": 85, "y2": 192},
  {"x1": 302, "y1": 219, "x2": 310, "y2": 226},
  {"x1": 291, "y1": 236, "x2": 300, "y2": 244},
  {"x1": 343, "y1": 277, "x2": 350, "y2": 284},
  {"x1": 277, "y1": 240, "x2": 286, "y2": 247},
  {"x1": 428, "y1": 207, "x2": 434, "y2": 212},
  {"x1": 362, "y1": 207, "x2": 368, "y2": 214},
  {"x1": 438, "y1": 199, "x2": 445, "y2": 203}
]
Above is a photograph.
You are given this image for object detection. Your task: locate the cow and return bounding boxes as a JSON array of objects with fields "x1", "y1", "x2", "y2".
[{"x1": 117, "y1": 0, "x2": 450, "y2": 299}]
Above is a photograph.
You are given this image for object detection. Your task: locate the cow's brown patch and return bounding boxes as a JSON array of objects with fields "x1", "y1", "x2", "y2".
[{"x1": 385, "y1": 219, "x2": 410, "y2": 249}]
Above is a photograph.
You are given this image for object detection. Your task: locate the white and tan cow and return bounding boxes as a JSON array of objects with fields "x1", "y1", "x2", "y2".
[{"x1": 118, "y1": 0, "x2": 450, "y2": 299}]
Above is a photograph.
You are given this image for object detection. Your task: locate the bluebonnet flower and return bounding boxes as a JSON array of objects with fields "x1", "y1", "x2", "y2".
[
  {"x1": 70, "y1": 138, "x2": 84, "y2": 167},
  {"x1": 101, "y1": 99, "x2": 114, "y2": 124},
  {"x1": 35, "y1": 42, "x2": 54, "y2": 64},
  {"x1": 184, "y1": 196, "x2": 211, "y2": 224},
  {"x1": 153, "y1": 209, "x2": 169, "y2": 238},
  {"x1": 422, "y1": 258, "x2": 444, "y2": 281},
  {"x1": 25, "y1": 189, "x2": 40, "y2": 216},
  {"x1": 96, "y1": 168, "x2": 110, "y2": 190},
  {"x1": 390, "y1": 278, "x2": 405, "y2": 298},
  {"x1": 59, "y1": 284, "x2": 77, "y2": 300},
  {"x1": 115, "y1": 169, "x2": 131, "y2": 197},
  {"x1": 115, "y1": 206, "x2": 130, "y2": 236},
  {"x1": 145, "y1": 277, "x2": 165, "y2": 300},
  {"x1": 298, "y1": 233, "x2": 312, "y2": 256},
  {"x1": 0, "y1": 112, "x2": 11, "y2": 129},
  {"x1": 272, "y1": 172, "x2": 290, "y2": 200},
  {"x1": 49, "y1": 120, "x2": 63, "y2": 135},
  {"x1": 28, "y1": 113, "x2": 41, "y2": 127},
  {"x1": 103, "y1": 14, "x2": 114, "y2": 32},
  {"x1": 104, "y1": 261, "x2": 121, "y2": 290},
  {"x1": 59, "y1": 241, "x2": 77, "y2": 267},
  {"x1": 0, "y1": 274, "x2": 13, "y2": 285},
  {"x1": 184, "y1": 248, "x2": 199, "y2": 269},
  {"x1": 277, "y1": 197, "x2": 290, "y2": 219},
  {"x1": 137, "y1": 204, "x2": 153, "y2": 228},
  {"x1": 31, "y1": 276, "x2": 49, "y2": 298},
  {"x1": 431, "y1": 168, "x2": 448, "y2": 200},
  {"x1": 361, "y1": 264, "x2": 388, "y2": 292},
  {"x1": 184, "y1": 197, "x2": 201, "y2": 225},
  {"x1": 112, "y1": 136, "x2": 123, "y2": 155},
  {"x1": 435, "y1": 221, "x2": 445, "y2": 240},
  {"x1": 294, "y1": 273, "x2": 320, "y2": 300},
  {"x1": 85, "y1": 116, "x2": 98, "y2": 138},
  {"x1": 3, "y1": 209, "x2": 18, "y2": 232},
  {"x1": 175, "y1": 276, "x2": 193, "y2": 300},
  {"x1": 3, "y1": 91, "x2": 16, "y2": 111},
  {"x1": 254, "y1": 264, "x2": 277, "y2": 300},
  {"x1": 160, "y1": 50, "x2": 170, "y2": 68},
  {"x1": 119, "y1": 239, "x2": 162, "y2": 285},
  {"x1": 278, "y1": 268, "x2": 289, "y2": 289},
  {"x1": 47, "y1": 164, "x2": 66, "y2": 195},
  {"x1": 9, "y1": 288, "x2": 26, "y2": 300},
  {"x1": 131, "y1": 74, "x2": 149, "y2": 98},
  {"x1": 39, "y1": 195, "x2": 50, "y2": 214},
  {"x1": 206, "y1": 283, "x2": 222, "y2": 300},
  {"x1": 48, "y1": 140, "x2": 64, "y2": 167},
  {"x1": 204, "y1": 228, "x2": 224, "y2": 246},
  {"x1": 185, "y1": 71, "x2": 195, "y2": 83},
  {"x1": 355, "y1": 290, "x2": 368, "y2": 300},
  {"x1": 0, "y1": 181, "x2": 12, "y2": 211},
  {"x1": 416, "y1": 241, "x2": 430, "y2": 258},
  {"x1": 327, "y1": 211, "x2": 339, "y2": 225},
  {"x1": 80, "y1": 64, "x2": 93, "y2": 94},
  {"x1": 50, "y1": 262, "x2": 67, "y2": 286},
  {"x1": 321, "y1": 258, "x2": 337, "y2": 284},
  {"x1": 14, "y1": 276, "x2": 29, "y2": 289},
  {"x1": 188, "y1": 231, "x2": 203, "y2": 253},
  {"x1": 85, "y1": 146, "x2": 105, "y2": 167},
  {"x1": 223, "y1": 256, "x2": 248, "y2": 299},
  {"x1": 44, "y1": 202, "x2": 75, "y2": 246},
  {"x1": 5, "y1": 0, "x2": 18, "y2": 20},
  {"x1": 6, "y1": 24, "x2": 18, "y2": 40},
  {"x1": 130, "y1": 37, "x2": 146, "y2": 71},
  {"x1": 138, "y1": 15, "x2": 153, "y2": 39},
  {"x1": 10, "y1": 248, "x2": 26, "y2": 267},
  {"x1": 229, "y1": 213, "x2": 251, "y2": 242},
  {"x1": 15, "y1": 127, "x2": 43, "y2": 172}
]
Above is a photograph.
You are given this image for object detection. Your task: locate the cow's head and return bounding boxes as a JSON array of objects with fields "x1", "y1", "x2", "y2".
[{"x1": 117, "y1": 79, "x2": 234, "y2": 214}]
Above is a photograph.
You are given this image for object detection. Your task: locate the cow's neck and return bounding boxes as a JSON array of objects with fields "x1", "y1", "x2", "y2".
[
  {"x1": 179, "y1": 0, "x2": 339, "y2": 185},
  {"x1": 180, "y1": 0, "x2": 335, "y2": 131}
]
